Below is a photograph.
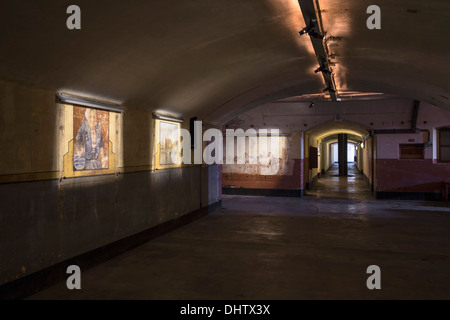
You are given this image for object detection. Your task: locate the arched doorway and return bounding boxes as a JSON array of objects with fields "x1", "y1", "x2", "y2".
[{"x1": 304, "y1": 121, "x2": 374, "y2": 200}]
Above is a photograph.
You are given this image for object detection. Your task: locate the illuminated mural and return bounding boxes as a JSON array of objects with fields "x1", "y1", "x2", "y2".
[
  {"x1": 159, "y1": 121, "x2": 179, "y2": 165},
  {"x1": 73, "y1": 106, "x2": 109, "y2": 171}
]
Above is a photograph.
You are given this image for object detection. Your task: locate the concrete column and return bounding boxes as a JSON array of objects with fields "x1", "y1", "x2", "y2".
[{"x1": 338, "y1": 133, "x2": 348, "y2": 176}]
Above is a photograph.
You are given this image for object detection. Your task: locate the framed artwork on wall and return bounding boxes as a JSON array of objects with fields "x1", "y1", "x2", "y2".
[
  {"x1": 155, "y1": 119, "x2": 181, "y2": 168},
  {"x1": 73, "y1": 106, "x2": 110, "y2": 171},
  {"x1": 57, "y1": 93, "x2": 122, "y2": 178}
]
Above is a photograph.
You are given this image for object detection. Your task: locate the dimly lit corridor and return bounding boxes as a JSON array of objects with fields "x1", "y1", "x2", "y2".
[
  {"x1": 28, "y1": 194, "x2": 450, "y2": 300},
  {"x1": 1, "y1": 0, "x2": 450, "y2": 301},
  {"x1": 306, "y1": 163, "x2": 374, "y2": 200}
]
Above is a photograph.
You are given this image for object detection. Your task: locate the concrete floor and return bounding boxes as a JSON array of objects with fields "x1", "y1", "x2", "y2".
[
  {"x1": 307, "y1": 163, "x2": 374, "y2": 200},
  {"x1": 28, "y1": 166, "x2": 450, "y2": 300}
]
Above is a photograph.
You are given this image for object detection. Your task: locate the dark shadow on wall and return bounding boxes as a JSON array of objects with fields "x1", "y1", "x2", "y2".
[{"x1": 122, "y1": 107, "x2": 152, "y2": 170}]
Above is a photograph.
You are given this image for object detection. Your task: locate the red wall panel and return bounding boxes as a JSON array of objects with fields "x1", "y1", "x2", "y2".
[
  {"x1": 222, "y1": 159, "x2": 303, "y2": 190},
  {"x1": 376, "y1": 159, "x2": 450, "y2": 193}
]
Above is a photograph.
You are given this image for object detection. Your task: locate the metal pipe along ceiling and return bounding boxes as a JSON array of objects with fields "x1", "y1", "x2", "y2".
[{"x1": 297, "y1": 0, "x2": 338, "y2": 101}]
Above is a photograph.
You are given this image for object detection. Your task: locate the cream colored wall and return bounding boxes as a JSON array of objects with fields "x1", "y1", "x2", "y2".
[
  {"x1": 362, "y1": 137, "x2": 373, "y2": 185},
  {"x1": 0, "y1": 79, "x2": 176, "y2": 181},
  {"x1": 123, "y1": 106, "x2": 154, "y2": 169},
  {"x1": 0, "y1": 79, "x2": 207, "y2": 182},
  {"x1": 322, "y1": 140, "x2": 334, "y2": 171},
  {"x1": 0, "y1": 80, "x2": 57, "y2": 176},
  {"x1": 309, "y1": 136, "x2": 319, "y2": 180},
  {"x1": 0, "y1": 79, "x2": 127, "y2": 182}
]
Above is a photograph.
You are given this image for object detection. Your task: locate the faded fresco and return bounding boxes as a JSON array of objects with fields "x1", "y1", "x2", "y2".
[
  {"x1": 73, "y1": 106, "x2": 109, "y2": 171},
  {"x1": 222, "y1": 136, "x2": 294, "y2": 176},
  {"x1": 159, "y1": 121, "x2": 179, "y2": 165}
]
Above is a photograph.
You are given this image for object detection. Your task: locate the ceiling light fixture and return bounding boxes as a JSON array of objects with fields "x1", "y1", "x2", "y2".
[
  {"x1": 152, "y1": 112, "x2": 184, "y2": 123},
  {"x1": 56, "y1": 93, "x2": 123, "y2": 113},
  {"x1": 299, "y1": 20, "x2": 325, "y2": 40},
  {"x1": 314, "y1": 65, "x2": 333, "y2": 75},
  {"x1": 299, "y1": 22, "x2": 314, "y2": 36}
]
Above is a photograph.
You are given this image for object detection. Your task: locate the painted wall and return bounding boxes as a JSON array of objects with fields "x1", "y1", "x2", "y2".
[
  {"x1": 0, "y1": 81, "x2": 57, "y2": 176},
  {"x1": 347, "y1": 144, "x2": 355, "y2": 162},
  {"x1": 323, "y1": 141, "x2": 338, "y2": 171},
  {"x1": 320, "y1": 141, "x2": 330, "y2": 172},
  {"x1": 223, "y1": 98, "x2": 450, "y2": 198},
  {"x1": 356, "y1": 144, "x2": 362, "y2": 172},
  {"x1": 229, "y1": 98, "x2": 419, "y2": 133},
  {"x1": 310, "y1": 140, "x2": 320, "y2": 185},
  {"x1": 225, "y1": 99, "x2": 450, "y2": 197},
  {"x1": 375, "y1": 129, "x2": 450, "y2": 197},
  {"x1": 376, "y1": 159, "x2": 450, "y2": 195},
  {"x1": 0, "y1": 80, "x2": 221, "y2": 286},
  {"x1": 222, "y1": 132, "x2": 303, "y2": 190},
  {"x1": 331, "y1": 143, "x2": 338, "y2": 166},
  {"x1": 303, "y1": 133, "x2": 309, "y2": 188},
  {"x1": 362, "y1": 136, "x2": 374, "y2": 188},
  {"x1": 376, "y1": 132, "x2": 431, "y2": 160},
  {"x1": 373, "y1": 103, "x2": 450, "y2": 197}
]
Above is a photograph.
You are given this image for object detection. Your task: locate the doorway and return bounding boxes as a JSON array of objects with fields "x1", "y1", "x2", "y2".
[{"x1": 306, "y1": 134, "x2": 373, "y2": 200}]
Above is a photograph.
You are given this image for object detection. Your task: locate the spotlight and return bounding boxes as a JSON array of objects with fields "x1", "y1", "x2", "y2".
[
  {"x1": 299, "y1": 28, "x2": 307, "y2": 36},
  {"x1": 323, "y1": 86, "x2": 336, "y2": 93},
  {"x1": 314, "y1": 65, "x2": 333, "y2": 74},
  {"x1": 314, "y1": 66, "x2": 323, "y2": 73},
  {"x1": 299, "y1": 20, "x2": 325, "y2": 40},
  {"x1": 299, "y1": 24, "x2": 313, "y2": 36}
]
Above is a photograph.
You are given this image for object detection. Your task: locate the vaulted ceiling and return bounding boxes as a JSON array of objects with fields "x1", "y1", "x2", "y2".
[{"x1": 1, "y1": 0, "x2": 449, "y2": 124}]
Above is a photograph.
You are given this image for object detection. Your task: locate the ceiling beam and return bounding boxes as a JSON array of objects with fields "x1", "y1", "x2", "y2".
[{"x1": 298, "y1": 0, "x2": 338, "y2": 101}]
